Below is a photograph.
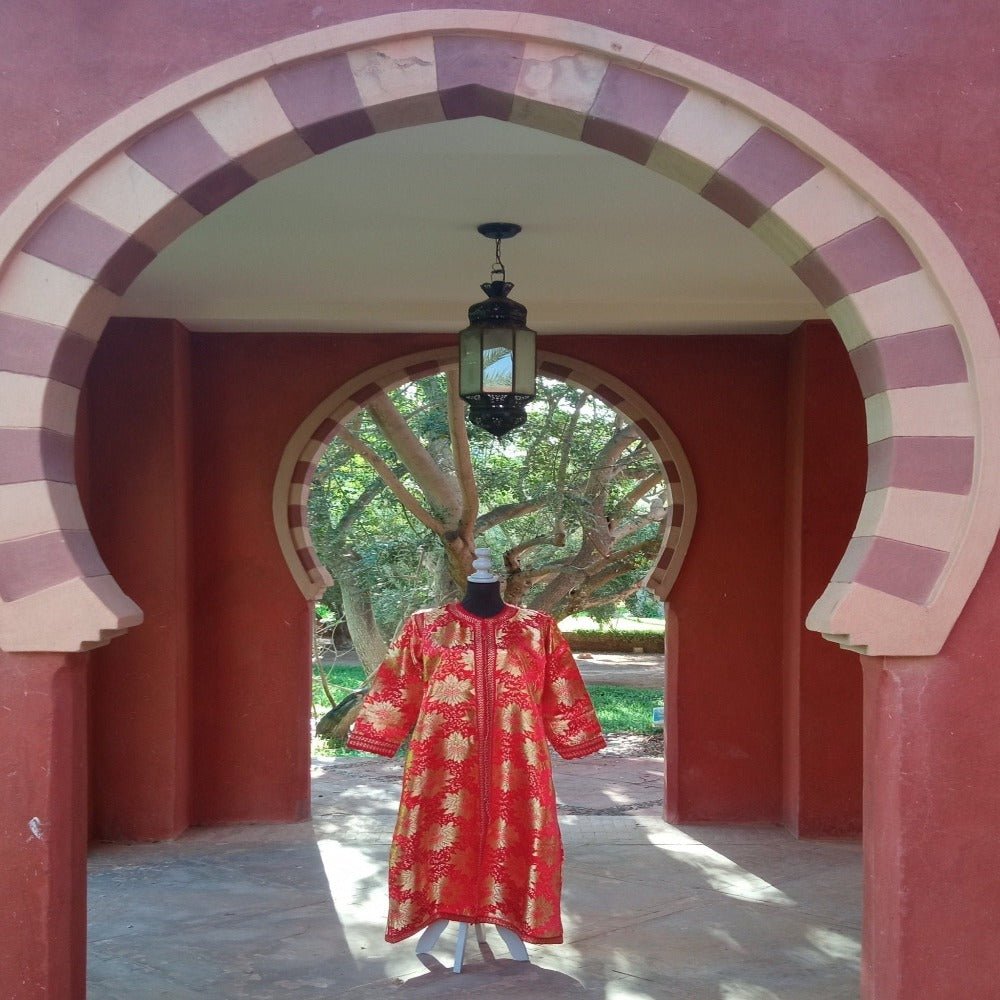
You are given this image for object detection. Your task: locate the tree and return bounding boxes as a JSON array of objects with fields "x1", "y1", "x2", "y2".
[{"x1": 308, "y1": 371, "x2": 668, "y2": 675}]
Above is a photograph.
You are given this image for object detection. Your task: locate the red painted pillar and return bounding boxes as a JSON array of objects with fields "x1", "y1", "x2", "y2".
[
  {"x1": 661, "y1": 337, "x2": 788, "y2": 824},
  {"x1": 0, "y1": 652, "x2": 88, "y2": 1000},
  {"x1": 189, "y1": 332, "x2": 313, "y2": 826},
  {"x1": 782, "y1": 322, "x2": 866, "y2": 836},
  {"x1": 862, "y1": 545, "x2": 1000, "y2": 998},
  {"x1": 83, "y1": 318, "x2": 193, "y2": 841}
]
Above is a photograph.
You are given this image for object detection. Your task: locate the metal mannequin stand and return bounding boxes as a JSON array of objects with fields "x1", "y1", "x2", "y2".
[{"x1": 415, "y1": 920, "x2": 530, "y2": 973}]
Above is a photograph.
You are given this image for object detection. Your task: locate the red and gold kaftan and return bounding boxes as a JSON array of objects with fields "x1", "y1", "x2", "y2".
[{"x1": 346, "y1": 602, "x2": 606, "y2": 944}]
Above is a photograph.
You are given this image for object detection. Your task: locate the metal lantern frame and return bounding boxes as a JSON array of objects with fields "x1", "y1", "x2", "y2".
[{"x1": 458, "y1": 223, "x2": 537, "y2": 439}]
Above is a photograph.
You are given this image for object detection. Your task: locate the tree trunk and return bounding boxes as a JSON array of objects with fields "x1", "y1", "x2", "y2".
[{"x1": 328, "y1": 553, "x2": 388, "y2": 675}]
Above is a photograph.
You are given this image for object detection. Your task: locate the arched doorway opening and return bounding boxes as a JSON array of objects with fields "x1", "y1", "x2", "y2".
[
  {"x1": 0, "y1": 13, "x2": 994, "y2": 657},
  {"x1": 280, "y1": 353, "x2": 694, "y2": 785}
]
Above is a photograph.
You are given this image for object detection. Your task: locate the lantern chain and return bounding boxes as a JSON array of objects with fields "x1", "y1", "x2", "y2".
[{"x1": 490, "y1": 236, "x2": 506, "y2": 283}]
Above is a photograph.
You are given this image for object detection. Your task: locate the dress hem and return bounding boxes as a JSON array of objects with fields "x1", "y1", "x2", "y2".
[
  {"x1": 386, "y1": 912, "x2": 563, "y2": 945},
  {"x1": 555, "y1": 735, "x2": 607, "y2": 760},
  {"x1": 345, "y1": 733, "x2": 398, "y2": 757}
]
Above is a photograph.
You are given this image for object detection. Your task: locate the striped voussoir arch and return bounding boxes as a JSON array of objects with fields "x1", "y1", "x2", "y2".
[
  {"x1": 0, "y1": 11, "x2": 994, "y2": 654},
  {"x1": 275, "y1": 349, "x2": 697, "y2": 604}
]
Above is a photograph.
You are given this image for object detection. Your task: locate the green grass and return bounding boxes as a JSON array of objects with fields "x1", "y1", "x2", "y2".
[
  {"x1": 586, "y1": 684, "x2": 662, "y2": 735},
  {"x1": 311, "y1": 665, "x2": 660, "y2": 758},
  {"x1": 313, "y1": 664, "x2": 366, "y2": 708},
  {"x1": 559, "y1": 614, "x2": 665, "y2": 633}
]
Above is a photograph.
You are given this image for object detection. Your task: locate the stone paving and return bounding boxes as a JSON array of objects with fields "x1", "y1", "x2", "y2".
[{"x1": 88, "y1": 746, "x2": 862, "y2": 999}]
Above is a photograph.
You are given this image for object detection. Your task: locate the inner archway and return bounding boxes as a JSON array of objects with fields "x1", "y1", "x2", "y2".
[{"x1": 275, "y1": 350, "x2": 695, "y2": 609}]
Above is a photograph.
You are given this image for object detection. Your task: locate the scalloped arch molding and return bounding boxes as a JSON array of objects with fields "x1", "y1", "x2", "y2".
[
  {"x1": 273, "y1": 349, "x2": 696, "y2": 606},
  {"x1": 0, "y1": 11, "x2": 996, "y2": 655}
]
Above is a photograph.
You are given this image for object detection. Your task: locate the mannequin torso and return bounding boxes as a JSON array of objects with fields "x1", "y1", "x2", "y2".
[{"x1": 460, "y1": 580, "x2": 506, "y2": 618}]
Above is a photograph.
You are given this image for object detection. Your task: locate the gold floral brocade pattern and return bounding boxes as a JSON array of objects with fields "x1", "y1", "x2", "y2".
[{"x1": 346, "y1": 603, "x2": 606, "y2": 944}]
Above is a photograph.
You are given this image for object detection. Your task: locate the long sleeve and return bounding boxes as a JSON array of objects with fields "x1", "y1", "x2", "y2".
[
  {"x1": 346, "y1": 614, "x2": 426, "y2": 757},
  {"x1": 540, "y1": 618, "x2": 607, "y2": 759}
]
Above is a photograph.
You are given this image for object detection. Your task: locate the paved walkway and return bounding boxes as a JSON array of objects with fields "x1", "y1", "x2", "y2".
[
  {"x1": 574, "y1": 652, "x2": 664, "y2": 690},
  {"x1": 88, "y1": 748, "x2": 862, "y2": 998}
]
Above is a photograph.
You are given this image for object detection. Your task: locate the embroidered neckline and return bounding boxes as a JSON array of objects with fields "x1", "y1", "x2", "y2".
[{"x1": 447, "y1": 601, "x2": 519, "y2": 626}]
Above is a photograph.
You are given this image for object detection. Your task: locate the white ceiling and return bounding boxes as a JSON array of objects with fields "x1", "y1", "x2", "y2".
[{"x1": 118, "y1": 117, "x2": 825, "y2": 335}]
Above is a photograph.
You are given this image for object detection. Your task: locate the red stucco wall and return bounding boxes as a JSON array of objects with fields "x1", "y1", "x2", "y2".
[
  {"x1": 0, "y1": 652, "x2": 88, "y2": 1000},
  {"x1": 2, "y1": 2, "x2": 997, "y2": 324},
  {"x1": 81, "y1": 322, "x2": 866, "y2": 835},
  {"x1": 183, "y1": 330, "x2": 460, "y2": 825},
  {"x1": 4, "y1": 6, "x2": 997, "y2": 997},
  {"x1": 862, "y1": 545, "x2": 1000, "y2": 998},
  {"x1": 575, "y1": 334, "x2": 791, "y2": 822},
  {"x1": 566, "y1": 331, "x2": 864, "y2": 826}
]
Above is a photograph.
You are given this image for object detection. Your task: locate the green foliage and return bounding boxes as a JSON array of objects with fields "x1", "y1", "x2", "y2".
[
  {"x1": 562, "y1": 628, "x2": 664, "y2": 645},
  {"x1": 624, "y1": 588, "x2": 666, "y2": 620},
  {"x1": 309, "y1": 373, "x2": 668, "y2": 650}
]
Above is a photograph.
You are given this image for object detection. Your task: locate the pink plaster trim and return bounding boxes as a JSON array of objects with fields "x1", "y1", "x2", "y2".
[
  {"x1": 867, "y1": 437, "x2": 975, "y2": 496},
  {"x1": 0, "y1": 316, "x2": 95, "y2": 387},
  {"x1": 593, "y1": 383, "x2": 624, "y2": 406},
  {"x1": 849, "y1": 326, "x2": 968, "y2": 398},
  {"x1": 23, "y1": 202, "x2": 156, "y2": 295},
  {"x1": 127, "y1": 112, "x2": 256, "y2": 214},
  {"x1": 433, "y1": 35, "x2": 525, "y2": 121},
  {"x1": 581, "y1": 64, "x2": 687, "y2": 163},
  {"x1": 539, "y1": 361, "x2": 573, "y2": 378},
  {"x1": 405, "y1": 360, "x2": 440, "y2": 378},
  {"x1": 291, "y1": 460, "x2": 316, "y2": 486},
  {"x1": 298, "y1": 547, "x2": 321, "y2": 574},
  {"x1": 313, "y1": 417, "x2": 340, "y2": 442},
  {"x1": 0, "y1": 530, "x2": 108, "y2": 602},
  {"x1": 702, "y1": 128, "x2": 824, "y2": 227},
  {"x1": 792, "y1": 217, "x2": 923, "y2": 307},
  {"x1": 834, "y1": 535, "x2": 948, "y2": 605},
  {"x1": 635, "y1": 417, "x2": 661, "y2": 442},
  {"x1": 349, "y1": 382, "x2": 381, "y2": 406},
  {"x1": 267, "y1": 53, "x2": 374, "y2": 154},
  {"x1": 0, "y1": 428, "x2": 75, "y2": 485}
]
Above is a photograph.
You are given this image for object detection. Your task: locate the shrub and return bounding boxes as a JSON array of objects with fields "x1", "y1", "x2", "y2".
[{"x1": 562, "y1": 628, "x2": 664, "y2": 654}]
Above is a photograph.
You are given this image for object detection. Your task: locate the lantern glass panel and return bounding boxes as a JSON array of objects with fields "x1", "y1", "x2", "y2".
[
  {"x1": 481, "y1": 327, "x2": 515, "y2": 394},
  {"x1": 459, "y1": 327, "x2": 483, "y2": 396},
  {"x1": 513, "y1": 328, "x2": 536, "y2": 396}
]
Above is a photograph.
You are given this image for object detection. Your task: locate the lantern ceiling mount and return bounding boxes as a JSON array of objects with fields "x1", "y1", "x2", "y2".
[
  {"x1": 458, "y1": 223, "x2": 538, "y2": 439},
  {"x1": 477, "y1": 220, "x2": 522, "y2": 241}
]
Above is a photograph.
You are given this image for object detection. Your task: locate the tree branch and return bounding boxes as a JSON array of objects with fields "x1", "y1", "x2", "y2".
[
  {"x1": 611, "y1": 472, "x2": 665, "y2": 522},
  {"x1": 447, "y1": 369, "x2": 479, "y2": 531},
  {"x1": 474, "y1": 497, "x2": 551, "y2": 535},
  {"x1": 368, "y1": 390, "x2": 464, "y2": 522},
  {"x1": 335, "y1": 426, "x2": 445, "y2": 536}
]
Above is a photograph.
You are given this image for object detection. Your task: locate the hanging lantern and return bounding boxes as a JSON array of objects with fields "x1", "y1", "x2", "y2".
[{"x1": 458, "y1": 222, "x2": 537, "y2": 439}]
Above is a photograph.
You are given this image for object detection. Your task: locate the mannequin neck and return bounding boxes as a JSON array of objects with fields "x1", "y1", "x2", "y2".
[{"x1": 460, "y1": 580, "x2": 506, "y2": 618}]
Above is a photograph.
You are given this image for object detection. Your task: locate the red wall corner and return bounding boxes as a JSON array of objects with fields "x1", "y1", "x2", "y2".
[
  {"x1": 83, "y1": 318, "x2": 194, "y2": 842},
  {"x1": 782, "y1": 320, "x2": 866, "y2": 837}
]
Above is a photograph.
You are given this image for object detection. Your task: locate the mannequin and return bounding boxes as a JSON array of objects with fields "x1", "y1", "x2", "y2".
[
  {"x1": 416, "y1": 547, "x2": 530, "y2": 972},
  {"x1": 460, "y1": 547, "x2": 507, "y2": 618},
  {"x1": 348, "y1": 547, "x2": 606, "y2": 969}
]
